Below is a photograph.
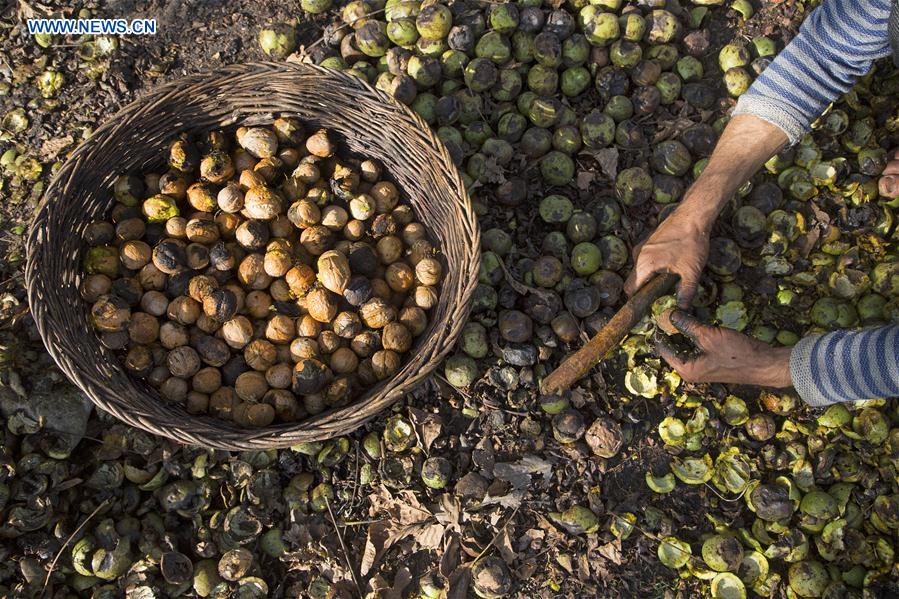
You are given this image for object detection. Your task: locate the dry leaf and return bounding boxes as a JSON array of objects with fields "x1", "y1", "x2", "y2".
[
  {"x1": 446, "y1": 564, "x2": 471, "y2": 599},
  {"x1": 39, "y1": 135, "x2": 74, "y2": 160},
  {"x1": 484, "y1": 156, "x2": 507, "y2": 185},
  {"x1": 495, "y1": 252, "x2": 558, "y2": 305},
  {"x1": 577, "y1": 552, "x2": 592, "y2": 581},
  {"x1": 284, "y1": 523, "x2": 312, "y2": 547},
  {"x1": 409, "y1": 407, "x2": 442, "y2": 454},
  {"x1": 651, "y1": 117, "x2": 696, "y2": 143},
  {"x1": 598, "y1": 539, "x2": 622, "y2": 565},
  {"x1": 594, "y1": 147, "x2": 619, "y2": 179},
  {"x1": 495, "y1": 527, "x2": 518, "y2": 565},
  {"x1": 493, "y1": 455, "x2": 553, "y2": 490},
  {"x1": 440, "y1": 536, "x2": 461, "y2": 578},
  {"x1": 413, "y1": 523, "x2": 445, "y2": 549},
  {"x1": 360, "y1": 521, "x2": 391, "y2": 576},
  {"x1": 481, "y1": 489, "x2": 526, "y2": 510},
  {"x1": 388, "y1": 567, "x2": 412, "y2": 598},
  {"x1": 577, "y1": 170, "x2": 596, "y2": 191},
  {"x1": 436, "y1": 493, "x2": 462, "y2": 533},
  {"x1": 556, "y1": 553, "x2": 574, "y2": 574}
]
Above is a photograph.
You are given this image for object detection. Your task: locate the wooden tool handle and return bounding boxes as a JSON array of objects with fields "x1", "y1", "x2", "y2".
[{"x1": 540, "y1": 272, "x2": 679, "y2": 396}]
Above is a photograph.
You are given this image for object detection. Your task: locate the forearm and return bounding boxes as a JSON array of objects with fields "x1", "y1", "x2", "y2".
[
  {"x1": 675, "y1": 114, "x2": 788, "y2": 230},
  {"x1": 790, "y1": 325, "x2": 899, "y2": 406}
]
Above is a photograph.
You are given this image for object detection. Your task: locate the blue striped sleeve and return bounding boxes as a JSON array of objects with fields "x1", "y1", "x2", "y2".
[
  {"x1": 790, "y1": 325, "x2": 899, "y2": 406},
  {"x1": 733, "y1": 0, "x2": 893, "y2": 143}
]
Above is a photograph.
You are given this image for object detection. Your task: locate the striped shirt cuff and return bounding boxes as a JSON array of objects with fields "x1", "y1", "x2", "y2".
[
  {"x1": 733, "y1": 94, "x2": 809, "y2": 145},
  {"x1": 790, "y1": 326, "x2": 899, "y2": 407},
  {"x1": 789, "y1": 333, "x2": 831, "y2": 407}
]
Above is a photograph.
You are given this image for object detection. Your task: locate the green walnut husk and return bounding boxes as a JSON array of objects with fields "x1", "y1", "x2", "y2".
[
  {"x1": 143, "y1": 194, "x2": 180, "y2": 222},
  {"x1": 301, "y1": 0, "x2": 331, "y2": 14},
  {"x1": 421, "y1": 456, "x2": 452, "y2": 489},
  {"x1": 258, "y1": 25, "x2": 297, "y2": 58},
  {"x1": 702, "y1": 535, "x2": 744, "y2": 572},
  {"x1": 658, "y1": 536, "x2": 692, "y2": 569},
  {"x1": 550, "y1": 505, "x2": 599, "y2": 535},
  {"x1": 445, "y1": 354, "x2": 478, "y2": 388}
]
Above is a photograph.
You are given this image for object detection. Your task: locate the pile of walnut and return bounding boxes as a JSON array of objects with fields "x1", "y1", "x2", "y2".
[{"x1": 81, "y1": 119, "x2": 442, "y2": 427}]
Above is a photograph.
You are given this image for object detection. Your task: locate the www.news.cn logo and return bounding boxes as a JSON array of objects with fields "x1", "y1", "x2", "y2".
[{"x1": 27, "y1": 18, "x2": 157, "y2": 36}]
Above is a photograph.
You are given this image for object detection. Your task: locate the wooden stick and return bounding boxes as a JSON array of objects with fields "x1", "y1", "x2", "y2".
[{"x1": 540, "y1": 273, "x2": 679, "y2": 396}]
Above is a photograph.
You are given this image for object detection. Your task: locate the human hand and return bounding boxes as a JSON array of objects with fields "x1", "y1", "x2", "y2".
[
  {"x1": 624, "y1": 209, "x2": 710, "y2": 309},
  {"x1": 879, "y1": 148, "x2": 899, "y2": 198},
  {"x1": 656, "y1": 310, "x2": 793, "y2": 388}
]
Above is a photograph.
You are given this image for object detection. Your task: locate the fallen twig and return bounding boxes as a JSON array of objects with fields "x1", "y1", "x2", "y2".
[
  {"x1": 42, "y1": 498, "x2": 111, "y2": 596},
  {"x1": 325, "y1": 496, "x2": 362, "y2": 596}
]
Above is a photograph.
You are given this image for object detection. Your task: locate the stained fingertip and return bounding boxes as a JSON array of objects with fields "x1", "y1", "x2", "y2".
[{"x1": 668, "y1": 309, "x2": 689, "y2": 330}]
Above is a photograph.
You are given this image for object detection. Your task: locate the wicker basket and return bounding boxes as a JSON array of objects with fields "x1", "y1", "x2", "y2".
[{"x1": 25, "y1": 62, "x2": 480, "y2": 450}]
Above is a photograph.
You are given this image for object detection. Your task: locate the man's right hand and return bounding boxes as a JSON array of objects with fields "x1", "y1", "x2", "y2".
[{"x1": 624, "y1": 208, "x2": 710, "y2": 309}]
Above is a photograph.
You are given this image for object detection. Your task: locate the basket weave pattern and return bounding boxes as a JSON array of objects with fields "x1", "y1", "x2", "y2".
[{"x1": 25, "y1": 62, "x2": 480, "y2": 450}]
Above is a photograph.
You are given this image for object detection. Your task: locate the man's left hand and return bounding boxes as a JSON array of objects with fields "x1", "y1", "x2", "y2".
[
  {"x1": 657, "y1": 310, "x2": 793, "y2": 388},
  {"x1": 880, "y1": 148, "x2": 899, "y2": 198}
]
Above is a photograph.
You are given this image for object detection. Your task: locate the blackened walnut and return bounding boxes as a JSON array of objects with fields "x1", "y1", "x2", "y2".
[
  {"x1": 203, "y1": 288, "x2": 238, "y2": 322},
  {"x1": 348, "y1": 243, "x2": 380, "y2": 277},
  {"x1": 333, "y1": 311, "x2": 363, "y2": 338},
  {"x1": 188, "y1": 275, "x2": 219, "y2": 302},
  {"x1": 221, "y1": 357, "x2": 249, "y2": 387},
  {"x1": 235, "y1": 220, "x2": 270, "y2": 250},
  {"x1": 292, "y1": 358, "x2": 329, "y2": 395},
  {"x1": 167, "y1": 346, "x2": 201, "y2": 378},
  {"x1": 186, "y1": 243, "x2": 210, "y2": 270},
  {"x1": 343, "y1": 276, "x2": 373, "y2": 307},
  {"x1": 91, "y1": 295, "x2": 131, "y2": 332},
  {"x1": 81, "y1": 274, "x2": 111, "y2": 303},
  {"x1": 152, "y1": 240, "x2": 187, "y2": 274},
  {"x1": 165, "y1": 271, "x2": 192, "y2": 298},
  {"x1": 370, "y1": 214, "x2": 398, "y2": 238},
  {"x1": 209, "y1": 242, "x2": 235, "y2": 271},
  {"x1": 111, "y1": 277, "x2": 143, "y2": 306},
  {"x1": 194, "y1": 334, "x2": 231, "y2": 367}
]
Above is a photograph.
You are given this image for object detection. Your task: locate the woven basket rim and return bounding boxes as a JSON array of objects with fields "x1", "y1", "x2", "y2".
[{"x1": 25, "y1": 61, "x2": 480, "y2": 450}]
